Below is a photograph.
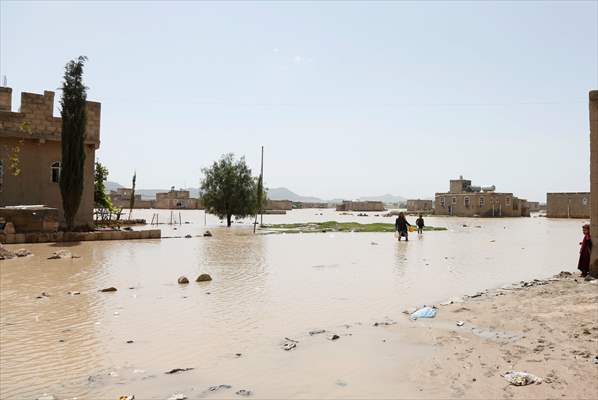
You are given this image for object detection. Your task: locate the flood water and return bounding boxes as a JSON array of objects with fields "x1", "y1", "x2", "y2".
[{"x1": 0, "y1": 209, "x2": 586, "y2": 399}]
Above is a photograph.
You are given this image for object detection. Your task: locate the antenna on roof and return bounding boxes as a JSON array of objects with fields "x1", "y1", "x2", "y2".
[{"x1": 2, "y1": 75, "x2": 6, "y2": 87}]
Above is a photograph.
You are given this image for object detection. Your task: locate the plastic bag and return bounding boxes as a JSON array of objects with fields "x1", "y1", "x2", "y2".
[
  {"x1": 410, "y1": 307, "x2": 437, "y2": 320},
  {"x1": 503, "y1": 371, "x2": 542, "y2": 386}
]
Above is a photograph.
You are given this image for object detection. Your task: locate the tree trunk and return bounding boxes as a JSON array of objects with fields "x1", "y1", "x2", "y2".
[{"x1": 227, "y1": 214, "x2": 232, "y2": 227}]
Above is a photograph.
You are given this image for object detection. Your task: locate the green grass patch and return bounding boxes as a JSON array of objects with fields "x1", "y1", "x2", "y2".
[{"x1": 260, "y1": 221, "x2": 447, "y2": 234}]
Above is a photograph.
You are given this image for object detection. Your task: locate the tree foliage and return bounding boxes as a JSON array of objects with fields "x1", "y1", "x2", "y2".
[
  {"x1": 59, "y1": 56, "x2": 88, "y2": 230},
  {"x1": 94, "y1": 161, "x2": 113, "y2": 210},
  {"x1": 200, "y1": 153, "x2": 257, "y2": 227},
  {"x1": 129, "y1": 171, "x2": 137, "y2": 218}
]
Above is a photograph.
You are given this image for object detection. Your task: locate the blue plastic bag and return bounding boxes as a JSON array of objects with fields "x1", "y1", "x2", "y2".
[{"x1": 410, "y1": 306, "x2": 437, "y2": 320}]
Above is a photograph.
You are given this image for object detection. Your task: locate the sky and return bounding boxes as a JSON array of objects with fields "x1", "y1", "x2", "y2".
[{"x1": 1, "y1": 1, "x2": 597, "y2": 202}]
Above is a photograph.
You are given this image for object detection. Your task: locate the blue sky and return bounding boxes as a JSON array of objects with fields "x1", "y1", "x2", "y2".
[{"x1": 1, "y1": 1, "x2": 597, "y2": 201}]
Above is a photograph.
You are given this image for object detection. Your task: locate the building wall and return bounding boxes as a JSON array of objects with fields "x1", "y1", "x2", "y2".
[
  {"x1": 266, "y1": 200, "x2": 293, "y2": 211},
  {"x1": 434, "y1": 192, "x2": 523, "y2": 217},
  {"x1": 336, "y1": 201, "x2": 385, "y2": 212},
  {"x1": 0, "y1": 138, "x2": 96, "y2": 226},
  {"x1": 0, "y1": 87, "x2": 100, "y2": 227},
  {"x1": 406, "y1": 199, "x2": 433, "y2": 212},
  {"x1": 546, "y1": 192, "x2": 590, "y2": 218},
  {"x1": 294, "y1": 202, "x2": 330, "y2": 209},
  {"x1": 590, "y1": 90, "x2": 598, "y2": 276}
]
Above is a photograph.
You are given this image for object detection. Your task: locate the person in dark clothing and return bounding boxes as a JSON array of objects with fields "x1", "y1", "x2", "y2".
[
  {"x1": 578, "y1": 224, "x2": 592, "y2": 277},
  {"x1": 416, "y1": 214, "x2": 425, "y2": 235},
  {"x1": 395, "y1": 212, "x2": 411, "y2": 241}
]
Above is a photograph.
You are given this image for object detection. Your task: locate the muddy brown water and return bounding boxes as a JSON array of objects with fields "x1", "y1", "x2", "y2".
[{"x1": 0, "y1": 209, "x2": 586, "y2": 399}]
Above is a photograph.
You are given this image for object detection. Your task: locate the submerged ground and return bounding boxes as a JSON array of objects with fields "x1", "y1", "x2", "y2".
[{"x1": 0, "y1": 209, "x2": 593, "y2": 399}]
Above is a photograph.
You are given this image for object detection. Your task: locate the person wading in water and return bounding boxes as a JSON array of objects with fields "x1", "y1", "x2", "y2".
[
  {"x1": 395, "y1": 212, "x2": 411, "y2": 242},
  {"x1": 578, "y1": 224, "x2": 592, "y2": 277},
  {"x1": 416, "y1": 214, "x2": 425, "y2": 235}
]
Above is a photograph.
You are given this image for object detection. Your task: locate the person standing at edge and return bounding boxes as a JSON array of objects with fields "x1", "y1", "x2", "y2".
[
  {"x1": 395, "y1": 212, "x2": 411, "y2": 242},
  {"x1": 416, "y1": 214, "x2": 425, "y2": 235},
  {"x1": 578, "y1": 224, "x2": 592, "y2": 277}
]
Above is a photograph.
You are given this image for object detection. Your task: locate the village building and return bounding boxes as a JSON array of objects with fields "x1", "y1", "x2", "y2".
[
  {"x1": 109, "y1": 186, "x2": 201, "y2": 209},
  {"x1": 546, "y1": 192, "x2": 590, "y2": 218},
  {"x1": 336, "y1": 200, "x2": 386, "y2": 212},
  {"x1": 293, "y1": 201, "x2": 330, "y2": 209},
  {"x1": 0, "y1": 87, "x2": 101, "y2": 226},
  {"x1": 406, "y1": 199, "x2": 433, "y2": 213},
  {"x1": 265, "y1": 199, "x2": 293, "y2": 211},
  {"x1": 434, "y1": 177, "x2": 530, "y2": 217}
]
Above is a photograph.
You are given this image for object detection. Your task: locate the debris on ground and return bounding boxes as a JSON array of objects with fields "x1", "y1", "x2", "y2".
[
  {"x1": 15, "y1": 248, "x2": 32, "y2": 257},
  {"x1": 328, "y1": 334, "x2": 340, "y2": 341},
  {"x1": 235, "y1": 389, "x2": 252, "y2": 396},
  {"x1": 456, "y1": 321, "x2": 465, "y2": 327},
  {"x1": 36, "y1": 394, "x2": 57, "y2": 400},
  {"x1": 208, "y1": 385, "x2": 232, "y2": 392},
  {"x1": 196, "y1": 273, "x2": 212, "y2": 282},
  {"x1": 165, "y1": 367, "x2": 194, "y2": 374},
  {"x1": 503, "y1": 371, "x2": 543, "y2": 386},
  {"x1": 410, "y1": 306, "x2": 438, "y2": 320},
  {"x1": 126, "y1": 340, "x2": 134, "y2": 344},
  {"x1": 48, "y1": 250, "x2": 79, "y2": 259},
  {"x1": 118, "y1": 396, "x2": 135, "y2": 400},
  {"x1": 203, "y1": 231, "x2": 213, "y2": 237},
  {"x1": 309, "y1": 329, "x2": 326, "y2": 335},
  {"x1": 184, "y1": 234, "x2": 192, "y2": 239},
  {"x1": 177, "y1": 276, "x2": 189, "y2": 284},
  {"x1": 373, "y1": 321, "x2": 396, "y2": 327},
  {"x1": 67, "y1": 291, "x2": 81, "y2": 295},
  {"x1": 99, "y1": 287, "x2": 117, "y2": 293},
  {"x1": 281, "y1": 338, "x2": 298, "y2": 351},
  {"x1": 167, "y1": 394, "x2": 187, "y2": 400}
]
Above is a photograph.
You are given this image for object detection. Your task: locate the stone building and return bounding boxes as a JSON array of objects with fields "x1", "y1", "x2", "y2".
[
  {"x1": 0, "y1": 87, "x2": 101, "y2": 226},
  {"x1": 109, "y1": 188, "x2": 153, "y2": 209},
  {"x1": 155, "y1": 187, "x2": 199, "y2": 209},
  {"x1": 293, "y1": 201, "x2": 330, "y2": 209},
  {"x1": 434, "y1": 177, "x2": 529, "y2": 217},
  {"x1": 265, "y1": 199, "x2": 293, "y2": 211},
  {"x1": 546, "y1": 192, "x2": 590, "y2": 218},
  {"x1": 589, "y1": 90, "x2": 598, "y2": 276},
  {"x1": 406, "y1": 199, "x2": 433, "y2": 213},
  {"x1": 336, "y1": 200, "x2": 386, "y2": 212}
]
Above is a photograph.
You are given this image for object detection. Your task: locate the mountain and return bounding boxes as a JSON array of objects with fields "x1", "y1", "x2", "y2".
[
  {"x1": 106, "y1": 181, "x2": 123, "y2": 192},
  {"x1": 357, "y1": 194, "x2": 407, "y2": 204},
  {"x1": 266, "y1": 187, "x2": 325, "y2": 203}
]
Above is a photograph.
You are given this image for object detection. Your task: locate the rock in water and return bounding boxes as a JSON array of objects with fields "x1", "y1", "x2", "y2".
[
  {"x1": 15, "y1": 248, "x2": 32, "y2": 257},
  {"x1": 165, "y1": 367, "x2": 194, "y2": 374},
  {"x1": 196, "y1": 274, "x2": 212, "y2": 282},
  {"x1": 203, "y1": 230, "x2": 213, "y2": 237},
  {"x1": 99, "y1": 287, "x2": 117, "y2": 292},
  {"x1": 47, "y1": 250, "x2": 73, "y2": 259},
  {"x1": 235, "y1": 389, "x2": 252, "y2": 397},
  {"x1": 184, "y1": 234, "x2": 192, "y2": 239},
  {"x1": 178, "y1": 276, "x2": 189, "y2": 284}
]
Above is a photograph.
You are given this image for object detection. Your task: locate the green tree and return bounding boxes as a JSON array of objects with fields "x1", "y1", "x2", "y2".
[
  {"x1": 59, "y1": 56, "x2": 88, "y2": 230},
  {"x1": 200, "y1": 153, "x2": 257, "y2": 227},
  {"x1": 94, "y1": 161, "x2": 113, "y2": 210}
]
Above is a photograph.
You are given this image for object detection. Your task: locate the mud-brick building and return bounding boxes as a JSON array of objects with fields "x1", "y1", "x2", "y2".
[
  {"x1": 109, "y1": 188, "x2": 153, "y2": 209},
  {"x1": 434, "y1": 177, "x2": 529, "y2": 217},
  {"x1": 546, "y1": 192, "x2": 590, "y2": 218},
  {"x1": 265, "y1": 199, "x2": 293, "y2": 211},
  {"x1": 155, "y1": 187, "x2": 200, "y2": 209},
  {"x1": 336, "y1": 200, "x2": 386, "y2": 212},
  {"x1": 406, "y1": 199, "x2": 433, "y2": 213},
  {"x1": 0, "y1": 87, "x2": 101, "y2": 226}
]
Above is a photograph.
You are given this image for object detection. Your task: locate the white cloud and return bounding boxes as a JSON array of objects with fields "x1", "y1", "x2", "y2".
[{"x1": 272, "y1": 48, "x2": 280, "y2": 53}]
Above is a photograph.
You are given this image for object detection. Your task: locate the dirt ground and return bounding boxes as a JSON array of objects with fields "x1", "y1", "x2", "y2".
[{"x1": 392, "y1": 273, "x2": 598, "y2": 399}]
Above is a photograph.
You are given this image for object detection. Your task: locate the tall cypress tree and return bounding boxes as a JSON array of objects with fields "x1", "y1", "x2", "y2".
[{"x1": 59, "y1": 56, "x2": 88, "y2": 231}]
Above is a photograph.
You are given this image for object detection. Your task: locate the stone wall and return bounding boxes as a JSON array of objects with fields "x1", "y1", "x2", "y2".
[
  {"x1": 266, "y1": 200, "x2": 293, "y2": 211},
  {"x1": 406, "y1": 199, "x2": 433, "y2": 213},
  {"x1": 336, "y1": 201, "x2": 386, "y2": 212},
  {"x1": 546, "y1": 193, "x2": 590, "y2": 218},
  {"x1": 0, "y1": 207, "x2": 59, "y2": 233},
  {"x1": 589, "y1": 90, "x2": 598, "y2": 276}
]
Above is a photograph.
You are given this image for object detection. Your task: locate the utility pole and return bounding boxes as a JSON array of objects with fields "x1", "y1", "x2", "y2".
[{"x1": 253, "y1": 146, "x2": 264, "y2": 233}]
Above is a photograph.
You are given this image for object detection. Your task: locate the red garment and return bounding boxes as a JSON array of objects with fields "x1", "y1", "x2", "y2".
[{"x1": 578, "y1": 234, "x2": 592, "y2": 275}]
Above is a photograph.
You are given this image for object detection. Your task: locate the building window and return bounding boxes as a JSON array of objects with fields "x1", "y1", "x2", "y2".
[
  {"x1": 479, "y1": 196, "x2": 485, "y2": 207},
  {"x1": 505, "y1": 197, "x2": 511, "y2": 206},
  {"x1": 440, "y1": 197, "x2": 445, "y2": 208},
  {"x1": 51, "y1": 162, "x2": 61, "y2": 183},
  {"x1": 452, "y1": 197, "x2": 457, "y2": 205},
  {"x1": 0, "y1": 160, "x2": 3, "y2": 192},
  {"x1": 583, "y1": 197, "x2": 588, "y2": 206},
  {"x1": 464, "y1": 197, "x2": 470, "y2": 207}
]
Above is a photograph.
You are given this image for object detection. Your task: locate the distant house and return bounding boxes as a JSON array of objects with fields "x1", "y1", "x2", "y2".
[
  {"x1": 293, "y1": 201, "x2": 330, "y2": 209},
  {"x1": 434, "y1": 176, "x2": 529, "y2": 217},
  {"x1": 109, "y1": 186, "x2": 201, "y2": 209},
  {"x1": 406, "y1": 199, "x2": 433, "y2": 213},
  {"x1": 336, "y1": 200, "x2": 385, "y2": 212},
  {"x1": 265, "y1": 199, "x2": 293, "y2": 211},
  {"x1": 0, "y1": 87, "x2": 101, "y2": 226},
  {"x1": 546, "y1": 192, "x2": 589, "y2": 218}
]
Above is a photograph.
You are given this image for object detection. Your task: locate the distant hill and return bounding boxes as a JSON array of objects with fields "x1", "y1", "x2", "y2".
[
  {"x1": 357, "y1": 194, "x2": 407, "y2": 204},
  {"x1": 266, "y1": 187, "x2": 325, "y2": 203},
  {"x1": 104, "y1": 182, "x2": 404, "y2": 204}
]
